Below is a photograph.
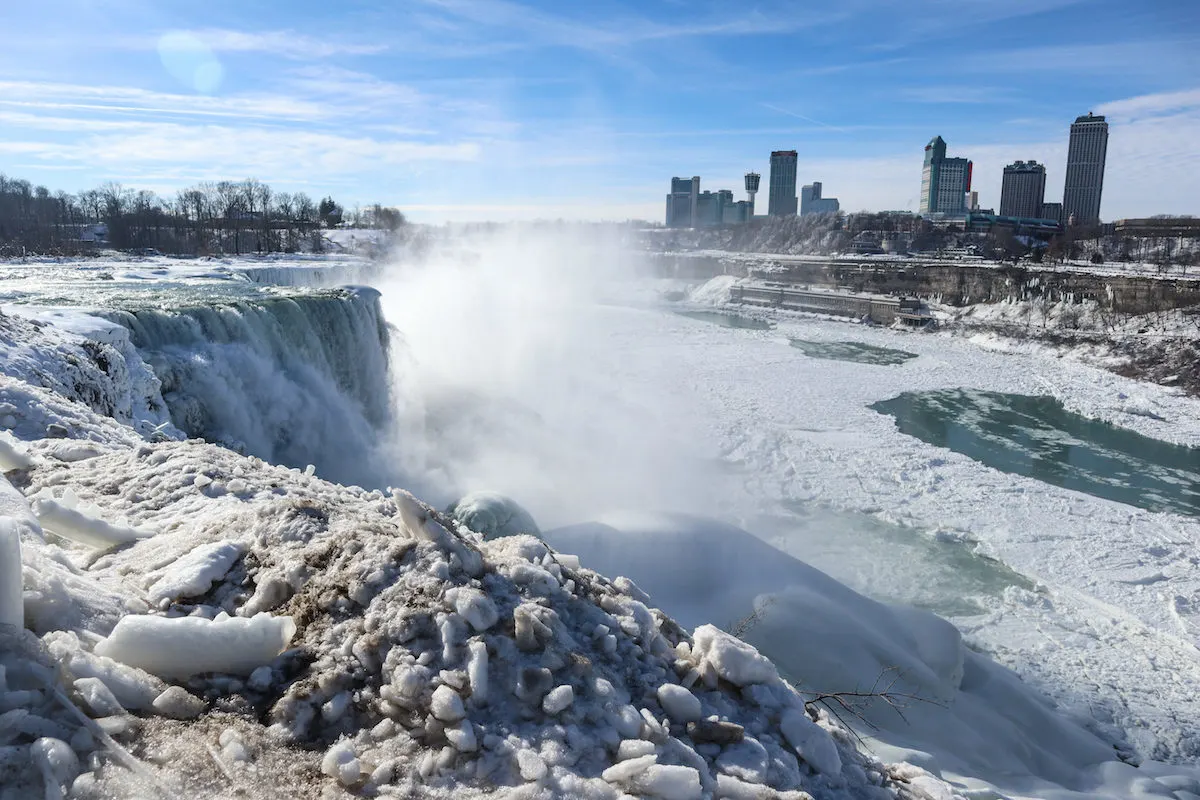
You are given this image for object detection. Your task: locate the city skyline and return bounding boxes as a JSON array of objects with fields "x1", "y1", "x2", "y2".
[{"x1": 1, "y1": 1, "x2": 1198, "y2": 222}]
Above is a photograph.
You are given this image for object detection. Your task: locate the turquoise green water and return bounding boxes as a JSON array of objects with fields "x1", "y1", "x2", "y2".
[
  {"x1": 675, "y1": 310, "x2": 773, "y2": 330},
  {"x1": 790, "y1": 339, "x2": 917, "y2": 366},
  {"x1": 873, "y1": 388, "x2": 1200, "y2": 518}
]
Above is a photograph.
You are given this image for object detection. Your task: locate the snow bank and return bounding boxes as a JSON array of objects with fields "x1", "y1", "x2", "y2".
[
  {"x1": 544, "y1": 512, "x2": 1142, "y2": 797},
  {"x1": 11, "y1": 439, "x2": 912, "y2": 799},
  {"x1": 94, "y1": 612, "x2": 296, "y2": 679}
]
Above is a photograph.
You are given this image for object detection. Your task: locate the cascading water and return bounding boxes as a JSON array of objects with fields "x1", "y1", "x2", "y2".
[{"x1": 98, "y1": 288, "x2": 397, "y2": 487}]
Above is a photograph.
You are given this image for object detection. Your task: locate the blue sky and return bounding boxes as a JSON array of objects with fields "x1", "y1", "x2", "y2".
[{"x1": 1, "y1": 0, "x2": 1198, "y2": 222}]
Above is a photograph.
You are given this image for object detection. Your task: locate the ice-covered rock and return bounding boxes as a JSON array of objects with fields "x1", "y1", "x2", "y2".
[
  {"x1": 618, "y1": 739, "x2": 657, "y2": 760},
  {"x1": 447, "y1": 491, "x2": 540, "y2": 540},
  {"x1": 94, "y1": 612, "x2": 295, "y2": 679}
]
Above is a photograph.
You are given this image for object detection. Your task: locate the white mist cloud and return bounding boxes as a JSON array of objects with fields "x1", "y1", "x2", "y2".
[{"x1": 376, "y1": 227, "x2": 726, "y2": 525}]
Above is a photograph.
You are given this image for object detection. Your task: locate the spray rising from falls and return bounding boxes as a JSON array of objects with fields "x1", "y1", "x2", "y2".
[{"x1": 98, "y1": 289, "x2": 397, "y2": 487}]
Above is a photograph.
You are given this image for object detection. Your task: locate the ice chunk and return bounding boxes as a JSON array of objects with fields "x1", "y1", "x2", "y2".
[
  {"x1": 618, "y1": 739, "x2": 657, "y2": 761},
  {"x1": 0, "y1": 518, "x2": 22, "y2": 631},
  {"x1": 447, "y1": 491, "x2": 540, "y2": 540},
  {"x1": 542, "y1": 685, "x2": 574, "y2": 715},
  {"x1": 152, "y1": 686, "x2": 206, "y2": 720},
  {"x1": 691, "y1": 625, "x2": 778, "y2": 687},
  {"x1": 714, "y1": 773, "x2": 773, "y2": 799},
  {"x1": 779, "y1": 709, "x2": 841, "y2": 775},
  {"x1": 45, "y1": 633, "x2": 164, "y2": 710},
  {"x1": 321, "y1": 739, "x2": 361, "y2": 786},
  {"x1": 46, "y1": 441, "x2": 106, "y2": 463},
  {"x1": 629, "y1": 764, "x2": 703, "y2": 800},
  {"x1": 602, "y1": 753, "x2": 657, "y2": 783},
  {"x1": 446, "y1": 719, "x2": 477, "y2": 752},
  {"x1": 146, "y1": 541, "x2": 244, "y2": 604},
  {"x1": 466, "y1": 640, "x2": 488, "y2": 704},
  {"x1": 0, "y1": 432, "x2": 33, "y2": 471},
  {"x1": 448, "y1": 587, "x2": 499, "y2": 632},
  {"x1": 517, "y1": 749, "x2": 547, "y2": 781},
  {"x1": 657, "y1": 684, "x2": 701, "y2": 724},
  {"x1": 430, "y1": 685, "x2": 465, "y2": 722},
  {"x1": 31, "y1": 737, "x2": 80, "y2": 792},
  {"x1": 94, "y1": 612, "x2": 295, "y2": 679},
  {"x1": 716, "y1": 737, "x2": 769, "y2": 783},
  {"x1": 33, "y1": 498, "x2": 154, "y2": 549},
  {"x1": 73, "y1": 677, "x2": 125, "y2": 717}
]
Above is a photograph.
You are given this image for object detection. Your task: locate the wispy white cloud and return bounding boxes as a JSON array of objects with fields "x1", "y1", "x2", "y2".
[
  {"x1": 0, "y1": 80, "x2": 326, "y2": 122},
  {"x1": 761, "y1": 103, "x2": 849, "y2": 134},
  {"x1": 412, "y1": 0, "x2": 843, "y2": 55},
  {"x1": 1097, "y1": 88, "x2": 1200, "y2": 121},
  {"x1": 178, "y1": 28, "x2": 389, "y2": 59},
  {"x1": 2, "y1": 122, "x2": 481, "y2": 184}
]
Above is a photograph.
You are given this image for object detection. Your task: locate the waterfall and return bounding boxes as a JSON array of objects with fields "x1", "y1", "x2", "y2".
[{"x1": 98, "y1": 288, "x2": 395, "y2": 487}]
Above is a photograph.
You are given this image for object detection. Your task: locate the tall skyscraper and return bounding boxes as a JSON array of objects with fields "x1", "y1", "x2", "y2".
[
  {"x1": 768, "y1": 151, "x2": 798, "y2": 216},
  {"x1": 665, "y1": 176, "x2": 700, "y2": 228},
  {"x1": 1062, "y1": 112, "x2": 1108, "y2": 226},
  {"x1": 919, "y1": 136, "x2": 972, "y2": 216},
  {"x1": 1000, "y1": 161, "x2": 1047, "y2": 219}
]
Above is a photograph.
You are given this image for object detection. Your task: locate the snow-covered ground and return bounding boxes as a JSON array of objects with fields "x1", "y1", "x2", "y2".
[
  {"x1": 4, "y1": 246, "x2": 1200, "y2": 799},
  {"x1": 673, "y1": 248, "x2": 1200, "y2": 282}
]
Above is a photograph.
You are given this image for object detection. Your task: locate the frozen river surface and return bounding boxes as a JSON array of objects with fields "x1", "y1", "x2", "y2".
[{"x1": 558, "y1": 298, "x2": 1200, "y2": 767}]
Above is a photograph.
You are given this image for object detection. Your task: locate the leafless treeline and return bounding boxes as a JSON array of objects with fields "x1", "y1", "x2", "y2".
[{"x1": 0, "y1": 174, "x2": 405, "y2": 256}]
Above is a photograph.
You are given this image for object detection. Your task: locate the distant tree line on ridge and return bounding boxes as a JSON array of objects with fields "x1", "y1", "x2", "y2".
[{"x1": 0, "y1": 173, "x2": 407, "y2": 257}]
